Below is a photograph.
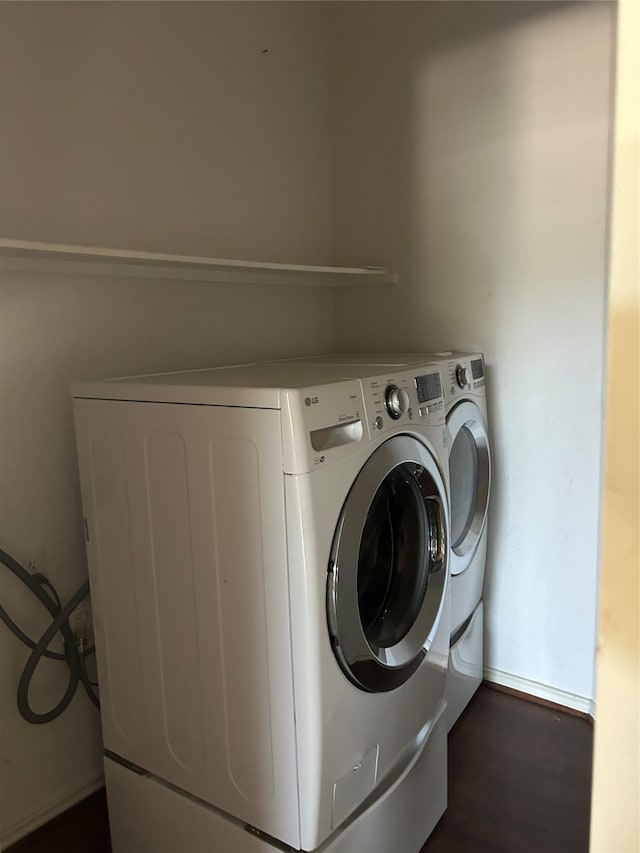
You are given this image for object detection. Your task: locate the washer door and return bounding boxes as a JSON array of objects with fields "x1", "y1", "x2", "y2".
[
  {"x1": 447, "y1": 400, "x2": 491, "y2": 576},
  {"x1": 327, "y1": 435, "x2": 449, "y2": 692}
]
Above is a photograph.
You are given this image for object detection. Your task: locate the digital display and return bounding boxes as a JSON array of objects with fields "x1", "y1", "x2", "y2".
[
  {"x1": 415, "y1": 372, "x2": 442, "y2": 403},
  {"x1": 471, "y1": 358, "x2": 484, "y2": 379}
]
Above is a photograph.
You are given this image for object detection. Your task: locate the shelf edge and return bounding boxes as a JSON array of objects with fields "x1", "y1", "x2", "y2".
[{"x1": 0, "y1": 238, "x2": 398, "y2": 287}]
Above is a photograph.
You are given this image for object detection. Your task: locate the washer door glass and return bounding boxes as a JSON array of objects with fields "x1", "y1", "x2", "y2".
[
  {"x1": 447, "y1": 400, "x2": 491, "y2": 575},
  {"x1": 357, "y1": 466, "x2": 429, "y2": 649},
  {"x1": 327, "y1": 435, "x2": 449, "y2": 693}
]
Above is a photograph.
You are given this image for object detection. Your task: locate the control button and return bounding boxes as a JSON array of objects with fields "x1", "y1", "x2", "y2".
[
  {"x1": 384, "y1": 385, "x2": 410, "y2": 419},
  {"x1": 375, "y1": 416, "x2": 384, "y2": 430},
  {"x1": 419, "y1": 406, "x2": 427, "y2": 417},
  {"x1": 455, "y1": 365, "x2": 468, "y2": 388}
]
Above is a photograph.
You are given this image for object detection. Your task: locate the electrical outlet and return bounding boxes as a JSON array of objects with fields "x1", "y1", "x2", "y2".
[
  {"x1": 23, "y1": 546, "x2": 47, "y2": 576},
  {"x1": 9, "y1": 545, "x2": 47, "y2": 595}
]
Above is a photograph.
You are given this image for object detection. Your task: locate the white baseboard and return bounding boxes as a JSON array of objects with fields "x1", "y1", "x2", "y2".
[
  {"x1": 0, "y1": 774, "x2": 104, "y2": 851},
  {"x1": 484, "y1": 665, "x2": 595, "y2": 718}
]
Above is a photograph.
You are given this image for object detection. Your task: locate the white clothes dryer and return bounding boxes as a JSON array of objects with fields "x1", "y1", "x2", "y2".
[
  {"x1": 430, "y1": 352, "x2": 491, "y2": 729},
  {"x1": 72, "y1": 358, "x2": 451, "y2": 853},
  {"x1": 293, "y1": 354, "x2": 491, "y2": 731}
]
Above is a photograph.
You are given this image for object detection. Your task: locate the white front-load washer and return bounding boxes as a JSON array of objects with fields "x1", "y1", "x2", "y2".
[
  {"x1": 72, "y1": 358, "x2": 451, "y2": 853},
  {"x1": 291, "y1": 353, "x2": 492, "y2": 730}
]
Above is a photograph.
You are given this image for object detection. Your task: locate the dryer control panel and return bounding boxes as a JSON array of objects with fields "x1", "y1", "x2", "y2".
[{"x1": 441, "y1": 355, "x2": 486, "y2": 404}]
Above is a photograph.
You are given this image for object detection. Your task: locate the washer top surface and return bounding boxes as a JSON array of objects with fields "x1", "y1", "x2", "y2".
[
  {"x1": 292, "y1": 352, "x2": 478, "y2": 367},
  {"x1": 72, "y1": 357, "x2": 445, "y2": 409},
  {"x1": 73, "y1": 361, "x2": 403, "y2": 408}
]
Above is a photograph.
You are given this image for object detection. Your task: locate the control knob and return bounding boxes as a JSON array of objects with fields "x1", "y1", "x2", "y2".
[
  {"x1": 455, "y1": 365, "x2": 468, "y2": 388},
  {"x1": 384, "y1": 384, "x2": 410, "y2": 419}
]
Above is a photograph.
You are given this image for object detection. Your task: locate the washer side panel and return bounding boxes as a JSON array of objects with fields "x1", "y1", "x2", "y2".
[{"x1": 73, "y1": 399, "x2": 300, "y2": 848}]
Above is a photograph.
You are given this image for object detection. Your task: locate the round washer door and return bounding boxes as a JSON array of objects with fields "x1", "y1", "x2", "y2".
[
  {"x1": 327, "y1": 435, "x2": 449, "y2": 693},
  {"x1": 447, "y1": 400, "x2": 491, "y2": 576}
]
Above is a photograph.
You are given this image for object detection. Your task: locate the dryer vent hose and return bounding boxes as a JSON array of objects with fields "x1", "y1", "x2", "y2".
[{"x1": 0, "y1": 546, "x2": 99, "y2": 724}]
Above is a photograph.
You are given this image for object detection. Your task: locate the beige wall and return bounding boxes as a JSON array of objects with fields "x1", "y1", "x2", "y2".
[
  {"x1": 330, "y1": 1, "x2": 615, "y2": 708},
  {"x1": 0, "y1": 1, "x2": 333, "y2": 264},
  {"x1": 0, "y1": 3, "x2": 336, "y2": 845},
  {"x1": 590, "y1": 0, "x2": 640, "y2": 848}
]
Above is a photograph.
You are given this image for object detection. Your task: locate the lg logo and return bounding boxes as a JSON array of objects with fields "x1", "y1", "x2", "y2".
[{"x1": 305, "y1": 396, "x2": 320, "y2": 407}]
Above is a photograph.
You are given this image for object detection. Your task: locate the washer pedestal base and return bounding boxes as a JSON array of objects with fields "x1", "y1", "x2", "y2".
[{"x1": 104, "y1": 704, "x2": 447, "y2": 853}]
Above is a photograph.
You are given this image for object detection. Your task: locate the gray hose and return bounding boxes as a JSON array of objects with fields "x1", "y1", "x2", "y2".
[{"x1": 0, "y1": 546, "x2": 99, "y2": 723}]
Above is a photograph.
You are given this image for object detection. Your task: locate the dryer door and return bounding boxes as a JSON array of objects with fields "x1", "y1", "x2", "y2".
[
  {"x1": 327, "y1": 435, "x2": 449, "y2": 692},
  {"x1": 447, "y1": 400, "x2": 491, "y2": 576}
]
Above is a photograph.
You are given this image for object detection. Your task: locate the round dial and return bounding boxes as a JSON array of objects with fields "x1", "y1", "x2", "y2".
[
  {"x1": 384, "y1": 385, "x2": 410, "y2": 419},
  {"x1": 455, "y1": 365, "x2": 468, "y2": 388}
]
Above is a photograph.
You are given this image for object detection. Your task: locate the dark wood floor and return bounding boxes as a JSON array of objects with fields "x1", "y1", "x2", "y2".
[
  {"x1": 423, "y1": 685, "x2": 593, "y2": 853},
  {"x1": 9, "y1": 684, "x2": 593, "y2": 853},
  {"x1": 8, "y1": 788, "x2": 111, "y2": 853}
]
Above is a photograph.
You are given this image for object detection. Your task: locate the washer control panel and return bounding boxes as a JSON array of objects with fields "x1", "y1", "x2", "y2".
[
  {"x1": 384, "y1": 384, "x2": 410, "y2": 419},
  {"x1": 362, "y1": 367, "x2": 445, "y2": 434}
]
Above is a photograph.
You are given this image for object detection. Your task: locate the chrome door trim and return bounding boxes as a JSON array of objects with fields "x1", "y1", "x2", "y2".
[
  {"x1": 446, "y1": 400, "x2": 491, "y2": 576},
  {"x1": 327, "y1": 435, "x2": 449, "y2": 693}
]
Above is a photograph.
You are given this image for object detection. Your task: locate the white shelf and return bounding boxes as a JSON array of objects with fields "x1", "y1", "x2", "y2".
[{"x1": 0, "y1": 238, "x2": 398, "y2": 287}]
